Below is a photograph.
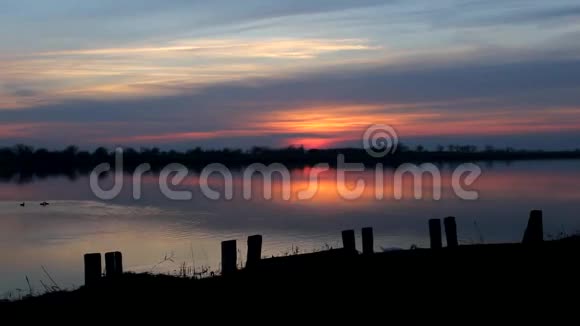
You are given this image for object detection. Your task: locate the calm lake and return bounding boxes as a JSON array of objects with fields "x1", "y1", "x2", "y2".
[{"x1": 1, "y1": 159, "x2": 579, "y2": 295}]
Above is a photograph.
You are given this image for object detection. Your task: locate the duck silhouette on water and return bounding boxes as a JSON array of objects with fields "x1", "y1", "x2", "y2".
[
  {"x1": 40, "y1": 201, "x2": 49, "y2": 207},
  {"x1": 20, "y1": 202, "x2": 25, "y2": 207}
]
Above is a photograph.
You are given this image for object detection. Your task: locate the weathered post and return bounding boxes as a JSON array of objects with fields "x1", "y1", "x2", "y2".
[
  {"x1": 523, "y1": 210, "x2": 543, "y2": 244},
  {"x1": 246, "y1": 235, "x2": 263, "y2": 268},
  {"x1": 84, "y1": 253, "x2": 102, "y2": 286},
  {"x1": 114, "y1": 251, "x2": 123, "y2": 274},
  {"x1": 444, "y1": 216, "x2": 458, "y2": 248},
  {"x1": 105, "y1": 251, "x2": 123, "y2": 277},
  {"x1": 221, "y1": 240, "x2": 237, "y2": 275},
  {"x1": 429, "y1": 219, "x2": 442, "y2": 249},
  {"x1": 105, "y1": 252, "x2": 115, "y2": 277},
  {"x1": 362, "y1": 227, "x2": 374, "y2": 254},
  {"x1": 342, "y1": 230, "x2": 356, "y2": 252}
]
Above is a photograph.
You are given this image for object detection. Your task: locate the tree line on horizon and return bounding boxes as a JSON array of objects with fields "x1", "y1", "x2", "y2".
[
  {"x1": 1, "y1": 143, "x2": 579, "y2": 166},
  {"x1": 1, "y1": 143, "x2": 579, "y2": 183}
]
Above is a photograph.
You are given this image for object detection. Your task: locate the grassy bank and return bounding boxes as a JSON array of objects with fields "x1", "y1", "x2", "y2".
[{"x1": 4, "y1": 236, "x2": 580, "y2": 309}]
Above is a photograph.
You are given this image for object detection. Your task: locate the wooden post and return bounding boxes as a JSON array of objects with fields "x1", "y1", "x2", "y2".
[
  {"x1": 429, "y1": 219, "x2": 442, "y2": 249},
  {"x1": 444, "y1": 216, "x2": 458, "y2": 248},
  {"x1": 362, "y1": 227, "x2": 374, "y2": 254},
  {"x1": 342, "y1": 230, "x2": 356, "y2": 252},
  {"x1": 105, "y1": 251, "x2": 123, "y2": 277},
  {"x1": 105, "y1": 252, "x2": 115, "y2": 277},
  {"x1": 114, "y1": 251, "x2": 123, "y2": 274},
  {"x1": 246, "y1": 235, "x2": 263, "y2": 268},
  {"x1": 221, "y1": 240, "x2": 237, "y2": 275},
  {"x1": 84, "y1": 253, "x2": 101, "y2": 286},
  {"x1": 523, "y1": 210, "x2": 543, "y2": 244}
]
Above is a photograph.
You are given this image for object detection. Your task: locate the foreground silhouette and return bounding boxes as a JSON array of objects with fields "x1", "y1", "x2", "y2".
[
  {"x1": 4, "y1": 237, "x2": 579, "y2": 312},
  {"x1": 3, "y1": 213, "x2": 579, "y2": 312}
]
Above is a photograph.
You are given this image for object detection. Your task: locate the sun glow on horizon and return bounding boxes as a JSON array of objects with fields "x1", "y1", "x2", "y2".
[{"x1": 91, "y1": 103, "x2": 580, "y2": 147}]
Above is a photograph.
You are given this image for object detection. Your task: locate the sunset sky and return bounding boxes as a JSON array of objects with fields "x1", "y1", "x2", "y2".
[{"x1": 1, "y1": 0, "x2": 580, "y2": 149}]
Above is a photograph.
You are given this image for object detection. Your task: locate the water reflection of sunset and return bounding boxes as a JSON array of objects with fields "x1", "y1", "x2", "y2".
[
  {"x1": 468, "y1": 170, "x2": 580, "y2": 200},
  {"x1": 241, "y1": 169, "x2": 452, "y2": 207}
]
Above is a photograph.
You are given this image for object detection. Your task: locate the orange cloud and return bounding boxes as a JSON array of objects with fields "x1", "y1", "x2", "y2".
[
  {"x1": 0, "y1": 123, "x2": 56, "y2": 138},
  {"x1": 396, "y1": 108, "x2": 580, "y2": 137},
  {"x1": 256, "y1": 103, "x2": 428, "y2": 132}
]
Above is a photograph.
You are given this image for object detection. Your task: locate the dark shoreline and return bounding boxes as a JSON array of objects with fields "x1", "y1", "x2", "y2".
[
  {"x1": 3, "y1": 236, "x2": 579, "y2": 308},
  {"x1": 2, "y1": 145, "x2": 580, "y2": 183},
  {"x1": 2, "y1": 211, "x2": 579, "y2": 311}
]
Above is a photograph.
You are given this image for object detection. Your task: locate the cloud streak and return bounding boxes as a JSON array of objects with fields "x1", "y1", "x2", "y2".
[
  {"x1": 37, "y1": 38, "x2": 375, "y2": 59},
  {"x1": 0, "y1": 38, "x2": 380, "y2": 109}
]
